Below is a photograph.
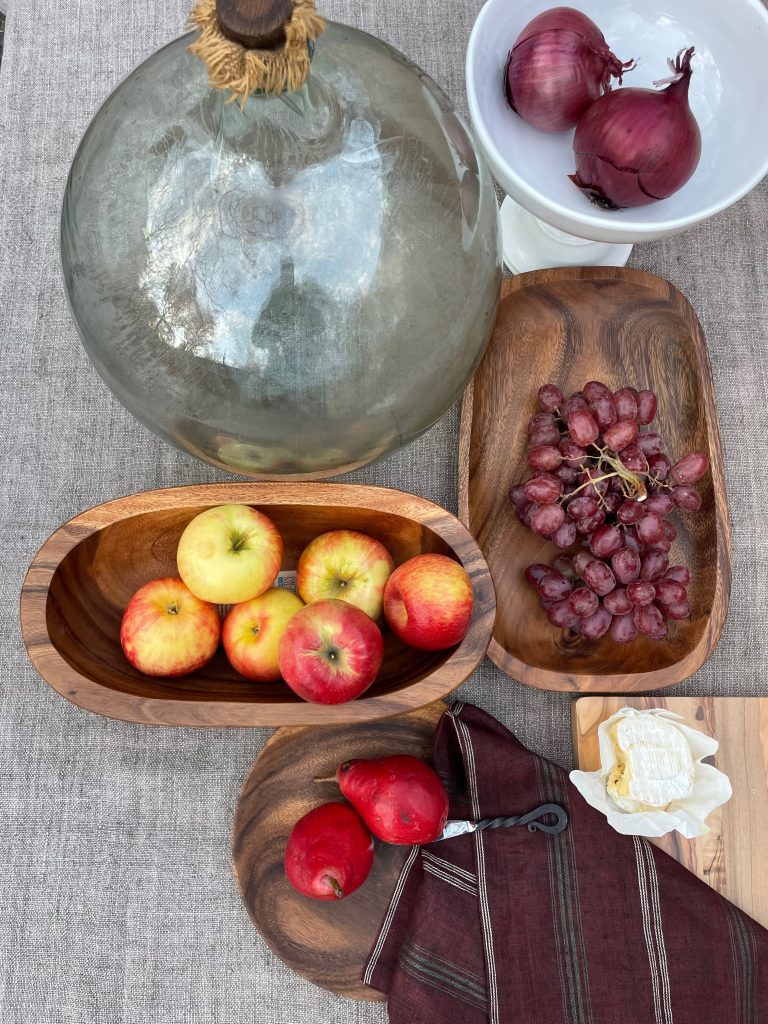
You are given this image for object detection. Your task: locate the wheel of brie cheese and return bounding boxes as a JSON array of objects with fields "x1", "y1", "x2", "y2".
[{"x1": 606, "y1": 713, "x2": 695, "y2": 812}]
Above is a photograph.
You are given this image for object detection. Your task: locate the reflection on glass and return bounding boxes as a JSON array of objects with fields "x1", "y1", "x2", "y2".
[{"x1": 62, "y1": 24, "x2": 501, "y2": 477}]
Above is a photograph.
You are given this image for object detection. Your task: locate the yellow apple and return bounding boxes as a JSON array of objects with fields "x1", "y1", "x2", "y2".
[
  {"x1": 120, "y1": 578, "x2": 220, "y2": 677},
  {"x1": 177, "y1": 504, "x2": 283, "y2": 604},
  {"x1": 222, "y1": 588, "x2": 304, "y2": 682},
  {"x1": 297, "y1": 530, "x2": 395, "y2": 620}
]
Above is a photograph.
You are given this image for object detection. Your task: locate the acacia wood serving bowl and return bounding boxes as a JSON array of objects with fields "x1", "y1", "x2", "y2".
[
  {"x1": 458, "y1": 267, "x2": 731, "y2": 693},
  {"x1": 20, "y1": 484, "x2": 495, "y2": 726}
]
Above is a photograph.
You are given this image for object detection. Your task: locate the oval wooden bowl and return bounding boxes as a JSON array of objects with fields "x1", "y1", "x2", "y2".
[
  {"x1": 458, "y1": 267, "x2": 731, "y2": 693},
  {"x1": 232, "y1": 701, "x2": 446, "y2": 1000},
  {"x1": 20, "y1": 485, "x2": 494, "y2": 726}
]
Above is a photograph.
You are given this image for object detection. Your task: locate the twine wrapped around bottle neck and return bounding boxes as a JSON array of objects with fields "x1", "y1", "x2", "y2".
[{"x1": 189, "y1": 0, "x2": 326, "y2": 105}]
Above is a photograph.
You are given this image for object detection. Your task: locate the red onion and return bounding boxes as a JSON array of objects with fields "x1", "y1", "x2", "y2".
[
  {"x1": 570, "y1": 47, "x2": 701, "y2": 208},
  {"x1": 504, "y1": 7, "x2": 634, "y2": 132}
]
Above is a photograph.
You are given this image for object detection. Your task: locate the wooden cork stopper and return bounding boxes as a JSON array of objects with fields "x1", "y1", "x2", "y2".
[{"x1": 216, "y1": 0, "x2": 294, "y2": 50}]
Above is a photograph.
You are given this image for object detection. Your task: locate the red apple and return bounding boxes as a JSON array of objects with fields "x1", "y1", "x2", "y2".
[
  {"x1": 120, "y1": 577, "x2": 220, "y2": 677},
  {"x1": 277, "y1": 599, "x2": 383, "y2": 704},
  {"x1": 383, "y1": 554, "x2": 473, "y2": 651},
  {"x1": 297, "y1": 530, "x2": 394, "y2": 620},
  {"x1": 284, "y1": 803, "x2": 374, "y2": 900},
  {"x1": 222, "y1": 588, "x2": 304, "y2": 682},
  {"x1": 176, "y1": 503, "x2": 282, "y2": 604}
]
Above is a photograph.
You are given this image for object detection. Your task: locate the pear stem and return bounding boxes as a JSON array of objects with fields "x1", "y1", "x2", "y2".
[
  {"x1": 324, "y1": 875, "x2": 344, "y2": 899},
  {"x1": 313, "y1": 774, "x2": 338, "y2": 784}
]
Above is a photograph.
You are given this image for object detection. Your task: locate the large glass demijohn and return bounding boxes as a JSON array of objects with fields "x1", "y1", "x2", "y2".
[{"x1": 61, "y1": 0, "x2": 501, "y2": 478}]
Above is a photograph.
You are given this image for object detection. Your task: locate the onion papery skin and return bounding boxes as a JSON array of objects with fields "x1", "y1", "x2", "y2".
[
  {"x1": 504, "y1": 7, "x2": 633, "y2": 133},
  {"x1": 570, "y1": 46, "x2": 701, "y2": 209}
]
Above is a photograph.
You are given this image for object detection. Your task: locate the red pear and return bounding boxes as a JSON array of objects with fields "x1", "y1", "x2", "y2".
[
  {"x1": 284, "y1": 803, "x2": 374, "y2": 901},
  {"x1": 337, "y1": 755, "x2": 449, "y2": 845}
]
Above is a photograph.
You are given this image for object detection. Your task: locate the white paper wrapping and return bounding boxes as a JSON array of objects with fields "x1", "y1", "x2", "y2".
[{"x1": 570, "y1": 707, "x2": 732, "y2": 838}]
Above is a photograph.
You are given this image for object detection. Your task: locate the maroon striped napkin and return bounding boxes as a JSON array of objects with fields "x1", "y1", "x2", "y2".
[{"x1": 363, "y1": 701, "x2": 767, "y2": 1023}]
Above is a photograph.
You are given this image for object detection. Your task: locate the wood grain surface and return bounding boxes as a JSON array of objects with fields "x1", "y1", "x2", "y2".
[
  {"x1": 19, "y1": 484, "x2": 494, "y2": 727},
  {"x1": 232, "y1": 701, "x2": 446, "y2": 1000},
  {"x1": 459, "y1": 267, "x2": 731, "y2": 692},
  {"x1": 573, "y1": 696, "x2": 768, "y2": 929},
  {"x1": 216, "y1": 0, "x2": 292, "y2": 49}
]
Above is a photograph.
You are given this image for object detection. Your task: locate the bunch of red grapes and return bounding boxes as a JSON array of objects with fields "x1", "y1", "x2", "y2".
[{"x1": 510, "y1": 380, "x2": 709, "y2": 643}]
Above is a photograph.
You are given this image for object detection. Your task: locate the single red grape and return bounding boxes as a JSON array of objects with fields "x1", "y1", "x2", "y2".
[
  {"x1": 582, "y1": 380, "x2": 612, "y2": 402},
  {"x1": 655, "y1": 579, "x2": 687, "y2": 606},
  {"x1": 527, "y1": 445, "x2": 562, "y2": 471},
  {"x1": 589, "y1": 524, "x2": 623, "y2": 558},
  {"x1": 672, "y1": 485, "x2": 702, "y2": 511},
  {"x1": 636, "y1": 390, "x2": 657, "y2": 425},
  {"x1": 633, "y1": 603, "x2": 667, "y2": 639},
  {"x1": 647, "y1": 453, "x2": 671, "y2": 480},
  {"x1": 529, "y1": 423, "x2": 562, "y2": 447},
  {"x1": 569, "y1": 587, "x2": 599, "y2": 618},
  {"x1": 644, "y1": 493, "x2": 673, "y2": 517},
  {"x1": 640, "y1": 550, "x2": 669, "y2": 582},
  {"x1": 537, "y1": 383, "x2": 563, "y2": 412},
  {"x1": 581, "y1": 605, "x2": 613, "y2": 639},
  {"x1": 552, "y1": 519, "x2": 577, "y2": 549},
  {"x1": 602, "y1": 493, "x2": 622, "y2": 514},
  {"x1": 589, "y1": 395, "x2": 617, "y2": 430},
  {"x1": 664, "y1": 599, "x2": 691, "y2": 620},
  {"x1": 524, "y1": 473, "x2": 563, "y2": 503},
  {"x1": 582, "y1": 560, "x2": 616, "y2": 596},
  {"x1": 557, "y1": 465, "x2": 579, "y2": 484},
  {"x1": 575, "y1": 510, "x2": 606, "y2": 535},
  {"x1": 619, "y1": 445, "x2": 648, "y2": 472},
  {"x1": 604, "y1": 420, "x2": 639, "y2": 451},
  {"x1": 663, "y1": 521, "x2": 677, "y2": 542},
  {"x1": 527, "y1": 412, "x2": 558, "y2": 436},
  {"x1": 509, "y1": 484, "x2": 528, "y2": 508},
  {"x1": 617, "y1": 500, "x2": 644, "y2": 524},
  {"x1": 562, "y1": 395, "x2": 588, "y2": 419},
  {"x1": 537, "y1": 572, "x2": 572, "y2": 601},
  {"x1": 671, "y1": 452, "x2": 709, "y2": 484},
  {"x1": 568, "y1": 495, "x2": 598, "y2": 519},
  {"x1": 546, "y1": 599, "x2": 581, "y2": 629},
  {"x1": 636, "y1": 512, "x2": 664, "y2": 544},
  {"x1": 627, "y1": 580, "x2": 656, "y2": 606},
  {"x1": 665, "y1": 566, "x2": 691, "y2": 586},
  {"x1": 568, "y1": 409, "x2": 599, "y2": 447},
  {"x1": 531, "y1": 503, "x2": 565, "y2": 536},
  {"x1": 612, "y1": 547, "x2": 641, "y2": 584},
  {"x1": 524, "y1": 563, "x2": 552, "y2": 586},
  {"x1": 613, "y1": 387, "x2": 639, "y2": 421},
  {"x1": 604, "y1": 588, "x2": 632, "y2": 616},
  {"x1": 637, "y1": 432, "x2": 664, "y2": 456},
  {"x1": 610, "y1": 612, "x2": 639, "y2": 643}
]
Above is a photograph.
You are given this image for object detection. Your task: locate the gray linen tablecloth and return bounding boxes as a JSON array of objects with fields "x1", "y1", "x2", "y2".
[{"x1": 0, "y1": 2, "x2": 766, "y2": 1022}]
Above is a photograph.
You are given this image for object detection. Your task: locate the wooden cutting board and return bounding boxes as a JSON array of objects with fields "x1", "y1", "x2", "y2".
[{"x1": 573, "y1": 696, "x2": 768, "y2": 929}]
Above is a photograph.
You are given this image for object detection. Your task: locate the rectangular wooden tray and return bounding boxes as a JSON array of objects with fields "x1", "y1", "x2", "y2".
[
  {"x1": 573, "y1": 696, "x2": 768, "y2": 930},
  {"x1": 459, "y1": 267, "x2": 731, "y2": 692}
]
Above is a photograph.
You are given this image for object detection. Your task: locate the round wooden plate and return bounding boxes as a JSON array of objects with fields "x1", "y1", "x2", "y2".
[{"x1": 232, "y1": 702, "x2": 446, "y2": 1000}]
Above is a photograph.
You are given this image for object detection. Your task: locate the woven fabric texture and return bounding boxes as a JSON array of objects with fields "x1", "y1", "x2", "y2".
[{"x1": 0, "y1": 2, "x2": 765, "y2": 1022}]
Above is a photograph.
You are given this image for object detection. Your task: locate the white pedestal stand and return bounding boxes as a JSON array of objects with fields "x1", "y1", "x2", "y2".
[{"x1": 500, "y1": 196, "x2": 633, "y2": 274}]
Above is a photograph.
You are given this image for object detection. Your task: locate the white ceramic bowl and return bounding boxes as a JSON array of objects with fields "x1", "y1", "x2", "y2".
[{"x1": 467, "y1": 0, "x2": 768, "y2": 244}]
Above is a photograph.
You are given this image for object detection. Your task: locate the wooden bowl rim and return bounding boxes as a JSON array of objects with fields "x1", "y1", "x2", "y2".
[
  {"x1": 458, "y1": 266, "x2": 732, "y2": 693},
  {"x1": 20, "y1": 482, "x2": 496, "y2": 726}
]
